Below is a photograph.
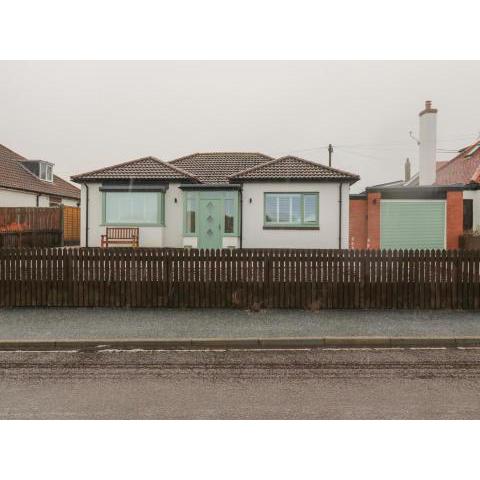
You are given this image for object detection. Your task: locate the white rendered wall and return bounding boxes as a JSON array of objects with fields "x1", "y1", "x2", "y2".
[
  {"x1": 80, "y1": 183, "x2": 168, "y2": 247},
  {"x1": 241, "y1": 182, "x2": 350, "y2": 249},
  {"x1": 61, "y1": 197, "x2": 80, "y2": 207},
  {"x1": 163, "y1": 183, "x2": 184, "y2": 247},
  {"x1": 0, "y1": 187, "x2": 49, "y2": 207},
  {"x1": 463, "y1": 190, "x2": 480, "y2": 230}
]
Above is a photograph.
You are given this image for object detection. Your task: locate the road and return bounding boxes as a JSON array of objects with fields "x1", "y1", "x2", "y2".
[{"x1": 0, "y1": 347, "x2": 479, "y2": 419}]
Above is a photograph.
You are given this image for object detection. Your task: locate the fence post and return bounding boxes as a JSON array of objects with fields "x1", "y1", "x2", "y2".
[
  {"x1": 60, "y1": 205, "x2": 65, "y2": 247},
  {"x1": 165, "y1": 251, "x2": 172, "y2": 307}
]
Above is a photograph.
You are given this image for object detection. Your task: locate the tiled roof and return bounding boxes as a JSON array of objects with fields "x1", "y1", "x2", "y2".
[
  {"x1": 435, "y1": 141, "x2": 480, "y2": 185},
  {"x1": 169, "y1": 152, "x2": 274, "y2": 184},
  {"x1": 72, "y1": 156, "x2": 200, "y2": 183},
  {"x1": 0, "y1": 144, "x2": 80, "y2": 200},
  {"x1": 229, "y1": 155, "x2": 360, "y2": 183}
]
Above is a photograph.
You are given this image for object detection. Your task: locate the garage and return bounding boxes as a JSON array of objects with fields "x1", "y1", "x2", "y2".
[{"x1": 380, "y1": 200, "x2": 446, "y2": 250}]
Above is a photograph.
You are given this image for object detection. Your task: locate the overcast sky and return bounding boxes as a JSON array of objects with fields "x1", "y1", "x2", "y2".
[{"x1": 1, "y1": 61, "x2": 480, "y2": 192}]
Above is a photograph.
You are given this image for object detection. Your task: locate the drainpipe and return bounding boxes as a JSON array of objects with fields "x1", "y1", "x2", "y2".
[
  {"x1": 338, "y1": 183, "x2": 343, "y2": 249},
  {"x1": 239, "y1": 187, "x2": 243, "y2": 249},
  {"x1": 84, "y1": 183, "x2": 89, "y2": 247},
  {"x1": 36, "y1": 194, "x2": 41, "y2": 207}
]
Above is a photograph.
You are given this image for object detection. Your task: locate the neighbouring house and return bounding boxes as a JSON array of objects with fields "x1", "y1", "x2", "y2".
[
  {"x1": 350, "y1": 101, "x2": 480, "y2": 250},
  {"x1": 0, "y1": 144, "x2": 80, "y2": 207},
  {"x1": 72, "y1": 153, "x2": 359, "y2": 249}
]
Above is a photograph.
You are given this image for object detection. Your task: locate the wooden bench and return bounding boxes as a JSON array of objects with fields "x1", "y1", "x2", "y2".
[{"x1": 101, "y1": 227, "x2": 139, "y2": 247}]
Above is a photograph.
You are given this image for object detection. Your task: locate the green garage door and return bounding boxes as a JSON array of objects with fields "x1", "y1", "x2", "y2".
[{"x1": 380, "y1": 200, "x2": 446, "y2": 250}]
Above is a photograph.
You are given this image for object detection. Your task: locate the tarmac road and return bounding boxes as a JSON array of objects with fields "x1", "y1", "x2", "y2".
[{"x1": 0, "y1": 347, "x2": 479, "y2": 419}]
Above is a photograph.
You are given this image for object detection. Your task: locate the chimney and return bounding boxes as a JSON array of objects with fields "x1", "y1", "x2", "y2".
[
  {"x1": 418, "y1": 100, "x2": 437, "y2": 185},
  {"x1": 404, "y1": 157, "x2": 411, "y2": 182}
]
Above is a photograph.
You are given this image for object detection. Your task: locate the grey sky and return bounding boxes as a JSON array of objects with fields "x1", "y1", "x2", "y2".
[{"x1": 1, "y1": 61, "x2": 480, "y2": 192}]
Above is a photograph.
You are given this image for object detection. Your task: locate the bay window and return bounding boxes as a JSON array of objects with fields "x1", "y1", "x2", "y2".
[{"x1": 103, "y1": 191, "x2": 164, "y2": 225}]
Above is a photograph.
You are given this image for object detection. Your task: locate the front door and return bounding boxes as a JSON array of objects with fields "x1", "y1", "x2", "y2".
[{"x1": 199, "y1": 198, "x2": 222, "y2": 249}]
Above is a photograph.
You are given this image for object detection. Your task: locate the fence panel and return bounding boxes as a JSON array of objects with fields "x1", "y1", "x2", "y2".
[{"x1": 0, "y1": 248, "x2": 479, "y2": 309}]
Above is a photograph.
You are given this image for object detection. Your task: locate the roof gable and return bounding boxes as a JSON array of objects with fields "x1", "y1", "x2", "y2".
[
  {"x1": 230, "y1": 155, "x2": 360, "y2": 183},
  {"x1": 72, "y1": 156, "x2": 199, "y2": 183},
  {"x1": 0, "y1": 144, "x2": 80, "y2": 200},
  {"x1": 169, "y1": 152, "x2": 274, "y2": 184}
]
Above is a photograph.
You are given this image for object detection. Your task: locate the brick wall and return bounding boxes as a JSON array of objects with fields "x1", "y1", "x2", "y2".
[
  {"x1": 349, "y1": 198, "x2": 368, "y2": 249},
  {"x1": 367, "y1": 192, "x2": 381, "y2": 249},
  {"x1": 350, "y1": 190, "x2": 463, "y2": 250},
  {"x1": 446, "y1": 191, "x2": 463, "y2": 249}
]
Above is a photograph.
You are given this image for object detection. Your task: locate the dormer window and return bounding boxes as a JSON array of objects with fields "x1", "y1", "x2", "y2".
[
  {"x1": 39, "y1": 162, "x2": 53, "y2": 181},
  {"x1": 466, "y1": 144, "x2": 480, "y2": 158},
  {"x1": 22, "y1": 160, "x2": 54, "y2": 182}
]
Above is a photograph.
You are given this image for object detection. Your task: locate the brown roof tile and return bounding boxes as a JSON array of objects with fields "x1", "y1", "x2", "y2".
[
  {"x1": 169, "y1": 152, "x2": 274, "y2": 184},
  {"x1": 435, "y1": 141, "x2": 480, "y2": 185},
  {"x1": 230, "y1": 155, "x2": 360, "y2": 183},
  {"x1": 0, "y1": 144, "x2": 80, "y2": 200},
  {"x1": 72, "y1": 156, "x2": 200, "y2": 183}
]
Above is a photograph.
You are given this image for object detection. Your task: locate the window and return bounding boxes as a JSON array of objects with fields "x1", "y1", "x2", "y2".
[
  {"x1": 104, "y1": 191, "x2": 163, "y2": 225},
  {"x1": 466, "y1": 145, "x2": 480, "y2": 158},
  {"x1": 464, "y1": 199, "x2": 473, "y2": 231},
  {"x1": 264, "y1": 193, "x2": 318, "y2": 227},
  {"x1": 38, "y1": 162, "x2": 53, "y2": 182},
  {"x1": 303, "y1": 194, "x2": 317, "y2": 222},
  {"x1": 186, "y1": 193, "x2": 197, "y2": 234},
  {"x1": 224, "y1": 198, "x2": 234, "y2": 233}
]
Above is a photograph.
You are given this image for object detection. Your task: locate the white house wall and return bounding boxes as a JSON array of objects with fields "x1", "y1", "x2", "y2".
[
  {"x1": 0, "y1": 187, "x2": 78, "y2": 208},
  {"x1": 241, "y1": 182, "x2": 350, "y2": 249},
  {"x1": 0, "y1": 187, "x2": 49, "y2": 207},
  {"x1": 163, "y1": 183, "x2": 184, "y2": 247},
  {"x1": 61, "y1": 198, "x2": 80, "y2": 207},
  {"x1": 80, "y1": 182, "x2": 183, "y2": 247},
  {"x1": 463, "y1": 190, "x2": 480, "y2": 230},
  {"x1": 80, "y1": 181, "x2": 351, "y2": 249}
]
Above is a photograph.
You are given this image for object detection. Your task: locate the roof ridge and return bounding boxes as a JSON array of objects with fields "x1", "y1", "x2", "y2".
[
  {"x1": 230, "y1": 154, "x2": 359, "y2": 180},
  {"x1": 149, "y1": 156, "x2": 200, "y2": 182},
  {"x1": 170, "y1": 151, "x2": 274, "y2": 164},
  {"x1": 228, "y1": 156, "x2": 282, "y2": 178},
  {"x1": 277, "y1": 155, "x2": 360, "y2": 178},
  {"x1": 71, "y1": 156, "x2": 156, "y2": 180},
  {"x1": 72, "y1": 155, "x2": 200, "y2": 182}
]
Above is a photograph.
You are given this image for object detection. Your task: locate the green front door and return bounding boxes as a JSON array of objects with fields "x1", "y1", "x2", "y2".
[
  {"x1": 199, "y1": 198, "x2": 222, "y2": 249},
  {"x1": 380, "y1": 200, "x2": 446, "y2": 249}
]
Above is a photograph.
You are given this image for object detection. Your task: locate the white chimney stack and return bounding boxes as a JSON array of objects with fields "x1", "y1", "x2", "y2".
[{"x1": 418, "y1": 100, "x2": 437, "y2": 185}]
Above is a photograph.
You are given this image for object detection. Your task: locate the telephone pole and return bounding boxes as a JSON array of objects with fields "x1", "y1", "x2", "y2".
[{"x1": 328, "y1": 144, "x2": 333, "y2": 167}]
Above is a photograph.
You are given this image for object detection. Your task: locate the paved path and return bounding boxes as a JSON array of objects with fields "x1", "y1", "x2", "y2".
[
  {"x1": 0, "y1": 308, "x2": 480, "y2": 340},
  {"x1": 0, "y1": 348, "x2": 479, "y2": 419}
]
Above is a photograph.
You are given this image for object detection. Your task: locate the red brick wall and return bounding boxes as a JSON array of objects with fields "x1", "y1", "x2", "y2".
[
  {"x1": 349, "y1": 198, "x2": 368, "y2": 249},
  {"x1": 446, "y1": 191, "x2": 463, "y2": 249},
  {"x1": 367, "y1": 192, "x2": 381, "y2": 249}
]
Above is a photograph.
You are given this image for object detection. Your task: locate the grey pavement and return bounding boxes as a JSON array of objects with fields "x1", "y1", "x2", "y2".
[{"x1": 0, "y1": 308, "x2": 480, "y2": 340}]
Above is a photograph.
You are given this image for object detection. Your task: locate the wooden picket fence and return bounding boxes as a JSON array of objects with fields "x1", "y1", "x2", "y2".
[{"x1": 0, "y1": 248, "x2": 479, "y2": 309}]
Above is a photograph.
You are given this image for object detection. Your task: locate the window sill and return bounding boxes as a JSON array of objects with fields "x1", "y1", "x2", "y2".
[{"x1": 263, "y1": 225, "x2": 319, "y2": 230}]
